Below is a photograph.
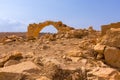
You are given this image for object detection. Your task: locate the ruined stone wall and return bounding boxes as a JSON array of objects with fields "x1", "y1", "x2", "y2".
[
  {"x1": 26, "y1": 21, "x2": 74, "y2": 39},
  {"x1": 94, "y1": 28, "x2": 120, "y2": 68},
  {"x1": 101, "y1": 22, "x2": 120, "y2": 35}
]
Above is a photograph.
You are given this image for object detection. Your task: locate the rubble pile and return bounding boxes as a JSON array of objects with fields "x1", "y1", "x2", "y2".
[{"x1": 0, "y1": 21, "x2": 120, "y2": 80}]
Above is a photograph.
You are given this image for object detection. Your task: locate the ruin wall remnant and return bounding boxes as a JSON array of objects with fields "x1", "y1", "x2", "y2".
[
  {"x1": 101, "y1": 22, "x2": 120, "y2": 35},
  {"x1": 26, "y1": 21, "x2": 74, "y2": 39}
]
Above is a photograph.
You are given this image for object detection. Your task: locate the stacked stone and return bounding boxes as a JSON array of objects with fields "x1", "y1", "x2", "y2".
[{"x1": 94, "y1": 22, "x2": 120, "y2": 68}]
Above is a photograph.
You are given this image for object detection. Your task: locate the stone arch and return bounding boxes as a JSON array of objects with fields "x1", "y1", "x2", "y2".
[{"x1": 26, "y1": 21, "x2": 74, "y2": 39}]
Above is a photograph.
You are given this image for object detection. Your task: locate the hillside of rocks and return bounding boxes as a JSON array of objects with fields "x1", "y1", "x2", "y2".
[{"x1": 0, "y1": 21, "x2": 120, "y2": 80}]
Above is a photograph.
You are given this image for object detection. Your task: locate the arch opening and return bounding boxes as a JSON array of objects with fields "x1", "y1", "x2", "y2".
[{"x1": 40, "y1": 25, "x2": 58, "y2": 33}]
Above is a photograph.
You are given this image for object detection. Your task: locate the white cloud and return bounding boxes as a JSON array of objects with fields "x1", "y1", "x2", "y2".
[{"x1": 0, "y1": 18, "x2": 27, "y2": 32}]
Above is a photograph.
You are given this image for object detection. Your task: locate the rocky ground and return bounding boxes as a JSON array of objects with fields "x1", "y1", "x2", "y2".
[{"x1": 0, "y1": 27, "x2": 120, "y2": 80}]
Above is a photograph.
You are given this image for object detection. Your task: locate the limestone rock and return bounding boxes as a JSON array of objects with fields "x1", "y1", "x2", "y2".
[
  {"x1": 101, "y1": 22, "x2": 120, "y2": 35},
  {"x1": 36, "y1": 76, "x2": 51, "y2": 80},
  {"x1": 88, "y1": 67, "x2": 120, "y2": 80},
  {"x1": 0, "y1": 72, "x2": 23, "y2": 80},
  {"x1": 23, "y1": 52, "x2": 35, "y2": 58},
  {"x1": 104, "y1": 46, "x2": 120, "y2": 68},
  {"x1": 94, "y1": 43, "x2": 106, "y2": 54},
  {"x1": 0, "y1": 61, "x2": 39, "y2": 80},
  {"x1": 2, "y1": 35, "x2": 24, "y2": 44},
  {"x1": 69, "y1": 29, "x2": 88, "y2": 38},
  {"x1": 41, "y1": 61, "x2": 87, "y2": 80},
  {"x1": 0, "y1": 51, "x2": 23, "y2": 67},
  {"x1": 101, "y1": 28, "x2": 120, "y2": 48},
  {"x1": 4, "y1": 60, "x2": 20, "y2": 67},
  {"x1": 66, "y1": 49, "x2": 82, "y2": 57},
  {"x1": 3, "y1": 39, "x2": 13, "y2": 44},
  {"x1": 69, "y1": 57, "x2": 81, "y2": 62},
  {"x1": 94, "y1": 43, "x2": 106, "y2": 59},
  {"x1": 0, "y1": 61, "x2": 41, "y2": 73},
  {"x1": 96, "y1": 53, "x2": 104, "y2": 60}
]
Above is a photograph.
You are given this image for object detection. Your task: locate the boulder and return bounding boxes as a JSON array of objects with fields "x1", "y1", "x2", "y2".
[
  {"x1": 0, "y1": 61, "x2": 41, "y2": 73},
  {"x1": 94, "y1": 43, "x2": 106, "y2": 54},
  {"x1": 96, "y1": 53, "x2": 104, "y2": 60},
  {"x1": 104, "y1": 46, "x2": 120, "y2": 68},
  {"x1": 3, "y1": 39, "x2": 13, "y2": 44},
  {"x1": 2, "y1": 35, "x2": 24, "y2": 44},
  {"x1": 0, "y1": 51, "x2": 23, "y2": 67},
  {"x1": 94, "y1": 43, "x2": 106, "y2": 59},
  {"x1": 0, "y1": 61, "x2": 41, "y2": 80},
  {"x1": 4, "y1": 60, "x2": 20, "y2": 67},
  {"x1": 66, "y1": 49, "x2": 82, "y2": 57},
  {"x1": 69, "y1": 57, "x2": 81, "y2": 62},
  {"x1": 88, "y1": 67, "x2": 120, "y2": 80},
  {"x1": 0, "y1": 72, "x2": 23, "y2": 80}
]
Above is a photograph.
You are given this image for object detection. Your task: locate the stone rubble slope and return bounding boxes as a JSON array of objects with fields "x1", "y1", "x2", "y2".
[{"x1": 0, "y1": 21, "x2": 120, "y2": 80}]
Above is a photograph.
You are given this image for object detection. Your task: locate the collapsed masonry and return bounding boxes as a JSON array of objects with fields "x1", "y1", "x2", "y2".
[
  {"x1": 26, "y1": 20, "x2": 120, "y2": 68},
  {"x1": 26, "y1": 21, "x2": 74, "y2": 39},
  {"x1": 94, "y1": 22, "x2": 120, "y2": 68},
  {"x1": 101, "y1": 22, "x2": 120, "y2": 35}
]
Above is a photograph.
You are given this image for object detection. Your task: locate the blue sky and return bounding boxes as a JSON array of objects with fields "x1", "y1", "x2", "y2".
[{"x1": 0, "y1": 0, "x2": 120, "y2": 32}]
